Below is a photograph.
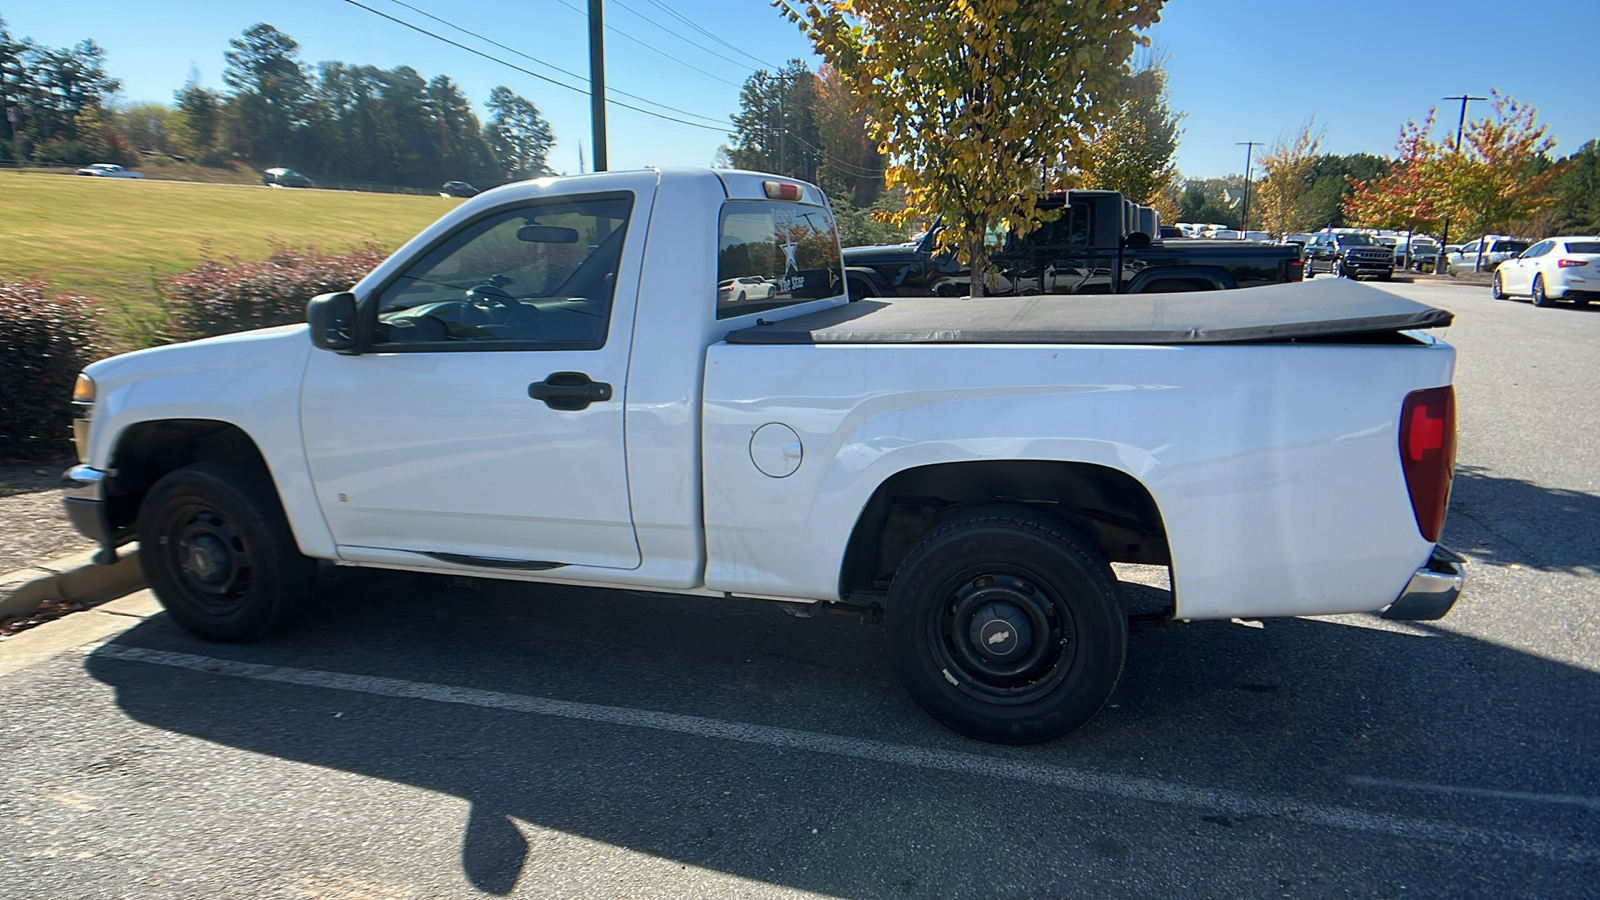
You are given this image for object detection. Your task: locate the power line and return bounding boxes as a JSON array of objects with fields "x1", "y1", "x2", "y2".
[
  {"x1": 643, "y1": 0, "x2": 782, "y2": 71},
  {"x1": 783, "y1": 130, "x2": 886, "y2": 176},
  {"x1": 374, "y1": 0, "x2": 728, "y2": 127},
  {"x1": 544, "y1": 0, "x2": 744, "y2": 88},
  {"x1": 609, "y1": 0, "x2": 760, "y2": 75},
  {"x1": 335, "y1": 0, "x2": 728, "y2": 132}
]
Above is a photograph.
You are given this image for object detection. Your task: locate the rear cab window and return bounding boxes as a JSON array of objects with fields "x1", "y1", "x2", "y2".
[{"x1": 717, "y1": 201, "x2": 844, "y2": 319}]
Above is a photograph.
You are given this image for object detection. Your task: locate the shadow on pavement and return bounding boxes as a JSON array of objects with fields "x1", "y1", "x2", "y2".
[
  {"x1": 84, "y1": 568, "x2": 1600, "y2": 897},
  {"x1": 1448, "y1": 464, "x2": 1600, "y2": 574}
]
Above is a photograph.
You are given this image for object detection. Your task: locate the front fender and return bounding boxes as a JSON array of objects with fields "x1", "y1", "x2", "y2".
[{"x1": 83, "y1": 325, "x2": 336, "y2": 559}]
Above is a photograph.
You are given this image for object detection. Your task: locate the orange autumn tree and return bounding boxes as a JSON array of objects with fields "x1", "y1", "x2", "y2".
[
  {"x1": 777, "y1": 0, "x2": 1166, "y2": 297},
  {"x1": 1345, "y1": 110, "x2": 1446, "y2": 242}
]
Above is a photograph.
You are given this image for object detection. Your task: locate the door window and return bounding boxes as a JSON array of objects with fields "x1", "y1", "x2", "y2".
[
  {"x1": 373, "y1": 194, "x2": 632, "y2": 350},
  {"x1": 1521, "y1": 241, "x2": 1553, "y2": 258}
]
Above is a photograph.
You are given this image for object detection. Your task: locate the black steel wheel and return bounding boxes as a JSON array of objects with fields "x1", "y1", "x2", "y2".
[
  {"x1": 886, "y1": 505, "x2": 1126, "y2": 744},
  {"x1": 1532, "y1": 274, "x2": 1552, "y2": 307},
  {"x1": 137, "y1": 461, "x2": 318, "y2": 642},
  {"x1": 1491, "y1": 271, "x2": 1507, "y2": 299}
]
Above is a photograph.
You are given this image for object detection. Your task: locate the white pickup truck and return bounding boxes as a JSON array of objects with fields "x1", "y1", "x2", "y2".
[{"x1": 62, "y1": 169, "x2": 1463, "y2": 743}]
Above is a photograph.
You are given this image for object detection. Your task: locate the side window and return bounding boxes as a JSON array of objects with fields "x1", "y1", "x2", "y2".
[
  {"x1": 1016, "y1": 201, "x2": 1090, "y2": 248},
  {"x1": 374, "y1": 194, "x2": 632, "y2": 350},
  {"x1": 1522, "y1": 241, "x2": 1553, "y2": 258},
  {"x1": 717, "y1": 201, "x2": 843, "y2": 319}
]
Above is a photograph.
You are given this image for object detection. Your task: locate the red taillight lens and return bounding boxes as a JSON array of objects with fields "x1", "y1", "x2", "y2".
[
  {"x1": 1288, "y1": 259, "x2": 1305, "y2": 281},
  {"x1": 763, "y1": 181, "x2": 803, "y2": 201},
  {"x1": 1556, "y1": 258, "x2": 1589, "y2": 268},
  {"x1": 1399, "y1": 386, "x2": 1455, "y2": 542}
]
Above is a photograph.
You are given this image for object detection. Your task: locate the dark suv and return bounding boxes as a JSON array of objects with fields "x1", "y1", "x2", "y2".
[{"x1": 1304, "y1": 232, "x2": 1395, "y2": 280}]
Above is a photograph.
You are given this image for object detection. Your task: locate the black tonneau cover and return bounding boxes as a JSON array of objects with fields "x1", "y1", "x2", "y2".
[{"x1": 726, "y1": 278, "x2": 1452, "y2": 345}]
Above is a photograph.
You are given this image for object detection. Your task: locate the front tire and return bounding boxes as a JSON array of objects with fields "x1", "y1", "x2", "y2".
[
  {"x1": 885, "y1": 505, "x2": 1127, "y2": 744},
  {"x1": 1333, "y1": 259, "x2": 1346, "y2": 278},
  {"x1": 1491, "y1": 271, "x2": 1507, "y2": 299},
  {"x1": 137, "y1": 461, "x2": 318, "y2": 642},
  {"x1": 1532, "y1": 274, "x2": 1551, "y2": 307}
]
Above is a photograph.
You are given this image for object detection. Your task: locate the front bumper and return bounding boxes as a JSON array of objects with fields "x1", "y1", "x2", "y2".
[
  {"x1": 1381, "y1": 546, "x2": 1464, "y2": 621},
  {"x1": 61, "y1": 465, "x2": 123, "y2": 565}
]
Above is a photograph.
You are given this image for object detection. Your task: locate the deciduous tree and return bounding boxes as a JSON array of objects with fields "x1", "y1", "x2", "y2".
[
  {"x1": 1343, "y1": 110, "x2": 1445, "y2": 240},
  {"x1": 1254, "y1": 119, "x2": 1323, "y2": 237},
  {"x1": 780, "y1": 0, "x2": 1165, "y2": 297},
  {"x1": 1445, "y1": 92, "x2": 1560, "y2": 243},
  {"x1": 1081, "y1": 57, "x2": 1181, "y2": 208}
]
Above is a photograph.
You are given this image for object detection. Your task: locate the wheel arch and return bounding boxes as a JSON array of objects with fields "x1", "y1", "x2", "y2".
[
  {"x1": 101, "y1": 418, "x2": 330, "y2": 558},
  {"x1": 1125, "y1": 265, "x2": 1234, "y2": 293},
  {"x1": 837, "y1": 459, "x2": 1171, "y2": 600}
]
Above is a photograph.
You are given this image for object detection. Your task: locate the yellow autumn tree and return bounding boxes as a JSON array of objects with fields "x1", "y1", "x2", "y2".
[
  {"x1": 1081, "y1": 58, "x2": 1182, "y2": 209},
  {"x1": 1254, "y1": 120, "x2": 1324, "y2": 238},
  {"x1": 778, "y1": 0, "x2": 1166, "y2": 297}
]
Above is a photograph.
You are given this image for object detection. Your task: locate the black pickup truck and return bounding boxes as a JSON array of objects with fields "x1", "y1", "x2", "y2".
[{"x1": 843, "y1": 190, "x2": 1304, "y2": 298}]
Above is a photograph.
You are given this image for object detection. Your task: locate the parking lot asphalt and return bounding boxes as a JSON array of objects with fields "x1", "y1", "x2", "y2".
[{"x1": 1, "y1": 280, "x2": 1596, "y2": 899}]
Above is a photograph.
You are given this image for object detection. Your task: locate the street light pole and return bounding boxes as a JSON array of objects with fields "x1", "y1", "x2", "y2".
[
  {"x1": 1237, "y1": 141, "x2": 1261, "y2": 236},
  {"x1": 1437, "y1": 93, "x2": 1486, "y2": 272},
  {"x1": 588, "y1": 0, "x2": 608, "y2": 172}
]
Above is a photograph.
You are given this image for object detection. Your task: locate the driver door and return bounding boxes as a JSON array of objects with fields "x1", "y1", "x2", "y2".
[{"x1": 300, "y1": 191, "x2": 646, "y2": 570}]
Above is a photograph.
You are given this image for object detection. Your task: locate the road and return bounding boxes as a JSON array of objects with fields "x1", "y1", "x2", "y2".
[{"x1": 2, "y1": 281, "x2": 1596, "y2": 899}]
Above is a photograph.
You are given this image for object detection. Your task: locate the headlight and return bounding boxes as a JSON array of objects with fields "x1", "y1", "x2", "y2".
[{"x1": 73, "y1": 372, "x2": 96, "y2": 404}]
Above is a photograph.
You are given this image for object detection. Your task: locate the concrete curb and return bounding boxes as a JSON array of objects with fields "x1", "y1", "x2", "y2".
[{"x1": 0, "y1": 544, "x2": 146, "y2": 621}]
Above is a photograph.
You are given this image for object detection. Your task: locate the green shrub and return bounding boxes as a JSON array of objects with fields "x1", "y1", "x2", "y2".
[
  {"x1": 153, "y1": 242, "x2": 389, "y2": 344},
  {"x1": 0, "y1": 280, "x2": 105, "y2": 462}
]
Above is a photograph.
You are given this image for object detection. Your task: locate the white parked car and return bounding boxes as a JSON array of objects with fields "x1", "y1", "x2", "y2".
[
  {"x1": 1448, "y1": 236, "x2": 1529, "y2": 273},
  {"x1": 717, "y1": 276, "x2": 777, "y2": 303},
  {"x1": 75, "y1": 163, "x2": 143, "y2": 179},
  {"x1": 1491, "y1": 236, "x2": 1600, "y2": 307}
]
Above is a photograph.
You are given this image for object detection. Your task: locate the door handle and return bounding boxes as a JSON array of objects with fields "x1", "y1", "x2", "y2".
[{"x1": 528, "y1": 371, "x2": 612, "y2": 411}]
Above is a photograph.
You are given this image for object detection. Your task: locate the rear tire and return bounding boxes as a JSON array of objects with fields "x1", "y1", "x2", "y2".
[
  {"x1": 137, "y1": 461, "x2": 318, "y2": 642},
  {"x1": 1532, "y1": 274, "x2": 1551, "y2": 307},
  {"x1": 885, "y1": 505, "x2": 1126, "y2": 744}
]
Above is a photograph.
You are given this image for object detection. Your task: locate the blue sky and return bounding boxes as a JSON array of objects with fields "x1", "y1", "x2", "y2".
[{"x1": 5, "y1": 0, "x2": 1597, "y2": 178}]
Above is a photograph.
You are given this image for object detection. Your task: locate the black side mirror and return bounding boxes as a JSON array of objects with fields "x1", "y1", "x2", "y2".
[{"x1": 307, "y1": 291, "x2": 360, "y2": 354}]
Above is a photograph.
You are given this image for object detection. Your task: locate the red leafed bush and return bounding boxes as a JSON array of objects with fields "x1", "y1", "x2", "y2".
[
  {"x1": 158, "y1": 242, "x2": 389, "y2": 342},
  {"x1": 0, "y1": 280, "x2": 106, "y2": 462}
]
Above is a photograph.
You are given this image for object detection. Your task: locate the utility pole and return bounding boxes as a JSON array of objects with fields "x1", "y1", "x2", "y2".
[
  {"x1": 1437, "y1": 93, "x2": 1486, "y2": 272},
  {"x1": 1237, "y1": 141, "x2": 1261, "y2": 236},
  {"x1": 588, "y1": 0, "x2": 608, "y2": 171}
]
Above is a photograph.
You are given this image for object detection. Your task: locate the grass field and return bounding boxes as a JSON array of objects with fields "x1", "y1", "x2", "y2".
[{"x1": 0, "y1": 171, "x2": 463, "y2": 311}]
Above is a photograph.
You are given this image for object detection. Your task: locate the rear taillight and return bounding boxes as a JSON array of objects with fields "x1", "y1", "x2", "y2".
[
  {"x1": 1288, "y1": 259, "x2": 1304, "y2": 281},
  {"x1": 1556, "y1": 258, "x2": 1589, "y2": 268},
  {"x1": 1399, "y1": 386, "x2": 1455, "y2": 542}
]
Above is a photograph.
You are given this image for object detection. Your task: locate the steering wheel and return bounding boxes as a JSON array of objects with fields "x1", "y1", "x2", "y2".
[{"x1": 466, "y1": 276, "x2": 518, "y2": 324}]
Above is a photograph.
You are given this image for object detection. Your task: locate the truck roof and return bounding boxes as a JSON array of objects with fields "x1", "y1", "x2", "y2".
[{"x1": 727, "y1": 278, "x2": 1452, "y2": 346}]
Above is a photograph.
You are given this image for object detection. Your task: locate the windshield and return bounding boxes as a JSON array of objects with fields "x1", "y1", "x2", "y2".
[{"x1": 1336, "y1": 234, "x2": 1379, "y2": 246}]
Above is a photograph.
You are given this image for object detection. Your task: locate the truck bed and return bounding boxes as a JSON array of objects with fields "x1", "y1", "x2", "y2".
[{"x1": 727, "y1": 278, "x2": 1451, "y2": 345}]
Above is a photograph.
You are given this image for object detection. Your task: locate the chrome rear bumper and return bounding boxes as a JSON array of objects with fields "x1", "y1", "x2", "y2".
[{"x1": 1381, "y1": 546, "x2": 1464, "y2": 621}]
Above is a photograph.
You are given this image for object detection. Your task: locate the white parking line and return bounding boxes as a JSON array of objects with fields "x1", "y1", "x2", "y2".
[
  {"x1": 1347, "y1": 775, "x2": 1600, "y2": 812},
  {"x1": 95, "y1": 644, "x2": 1598, "y2": 864}
]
